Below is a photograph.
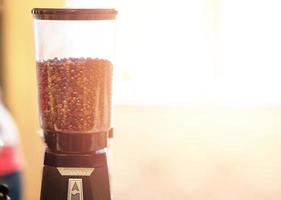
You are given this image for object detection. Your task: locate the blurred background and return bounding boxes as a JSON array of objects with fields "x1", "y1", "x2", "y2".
[{"x1": 0, "y1": 0, "x2": 281, "y2": 199}]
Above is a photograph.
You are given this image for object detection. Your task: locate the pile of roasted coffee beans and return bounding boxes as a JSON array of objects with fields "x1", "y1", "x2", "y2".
[{"x1": 37, "y1": 57, "x2": 113, "y2": 133}]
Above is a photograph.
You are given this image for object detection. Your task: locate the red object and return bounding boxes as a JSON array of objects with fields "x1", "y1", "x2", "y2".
[{"x1": 0, "y1": 146, "x2": 22, "y2": 176}]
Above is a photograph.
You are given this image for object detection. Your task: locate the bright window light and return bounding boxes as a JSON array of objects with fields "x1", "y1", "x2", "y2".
[{"x1": 112, "y1": 0, "x2": 281, "y2": 107}]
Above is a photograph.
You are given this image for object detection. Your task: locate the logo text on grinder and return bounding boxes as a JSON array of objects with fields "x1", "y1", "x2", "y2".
[{"x1": 68, "y1": 179, "x2": 84, "y2": 200}]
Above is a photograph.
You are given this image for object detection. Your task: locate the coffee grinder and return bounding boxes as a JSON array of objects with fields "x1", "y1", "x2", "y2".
[{"x1": 32, "y1": 8, "x2": 117, "y2": 200}]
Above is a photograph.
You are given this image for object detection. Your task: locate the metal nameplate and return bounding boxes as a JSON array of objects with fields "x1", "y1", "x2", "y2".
[{"x1": 57, "y1": 167, "x2": 95, "y2": 176}]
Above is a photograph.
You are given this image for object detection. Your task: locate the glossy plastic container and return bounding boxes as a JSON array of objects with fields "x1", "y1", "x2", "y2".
[{"x1": 32, "y1": 9, "x2": 117, "y2": 134}]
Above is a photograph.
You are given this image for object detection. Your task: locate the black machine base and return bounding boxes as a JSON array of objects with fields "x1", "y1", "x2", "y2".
[{"x1": 40, "y1": 151, "x2": 111, "y2": 200}]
